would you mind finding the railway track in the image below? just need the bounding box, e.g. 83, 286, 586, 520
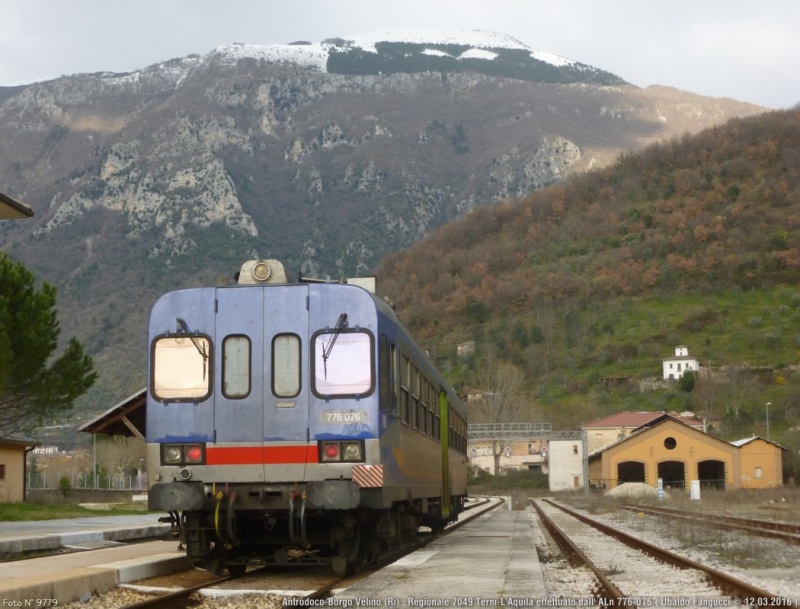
533, 498, 786, 603
622, 503, 800, 544
117, 498, 501, 609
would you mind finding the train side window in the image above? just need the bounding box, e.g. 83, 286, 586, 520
420, 378, 428, 435
434, 390, 441, 441
222, 335, 251, 399
428, 384, 435, 437
152, 335, 212, 401
379, 334, 390, 410
411, 364, 419, 430
400, 351, 410, 424
390, 342, 398, 414
312, 330, 373, 397
273, 333, 301, 398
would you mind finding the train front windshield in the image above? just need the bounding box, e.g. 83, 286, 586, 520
313, 331, 372, 396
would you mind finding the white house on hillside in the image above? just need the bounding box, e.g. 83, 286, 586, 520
662, 346, 699, 380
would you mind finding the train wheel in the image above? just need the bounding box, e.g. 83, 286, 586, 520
203, 544, 227, 576
226, 564, 247, 578
332, 523, 363, 575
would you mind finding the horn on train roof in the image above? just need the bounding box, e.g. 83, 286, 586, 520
237, 259, 289, 285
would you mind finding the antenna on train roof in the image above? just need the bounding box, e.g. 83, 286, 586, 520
298, 273, 378, 294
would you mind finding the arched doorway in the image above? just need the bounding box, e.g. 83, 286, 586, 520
617, 461, 645, 484
698, 460, 726, 490
658, 461, 685, 490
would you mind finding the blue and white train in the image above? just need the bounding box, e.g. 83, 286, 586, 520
146, 260, 468, 575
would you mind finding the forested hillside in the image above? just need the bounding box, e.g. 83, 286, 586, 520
377, 108, 800, 477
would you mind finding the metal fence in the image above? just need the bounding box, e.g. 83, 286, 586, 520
27, 471, 147, 490
468, 422, 583, 442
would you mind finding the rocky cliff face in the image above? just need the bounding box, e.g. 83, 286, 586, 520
0, 43, 768, 402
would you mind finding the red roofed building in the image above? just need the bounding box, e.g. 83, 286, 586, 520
583, 411, 705, 453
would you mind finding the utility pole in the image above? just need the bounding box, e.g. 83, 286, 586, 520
766, 402, 771, 441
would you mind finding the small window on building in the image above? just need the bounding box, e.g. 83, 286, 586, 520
664, 437, 677, 450
273, 334, 301, 397
573, 445, 578, 455
573, 476, 580, 487
0, 464, 5, 480
755, 467, 763, 479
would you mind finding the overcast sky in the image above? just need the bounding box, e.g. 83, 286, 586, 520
1, 0, 797, 109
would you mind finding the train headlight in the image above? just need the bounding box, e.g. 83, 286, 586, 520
164, 445, 182, 464
342, 442, 362, 461
252, 261, 273, 282
322, 442, 340, 462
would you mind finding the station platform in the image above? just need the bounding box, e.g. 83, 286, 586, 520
0, 539, 190, 605
0, 514, 183, 605
337, 508, 546, 604
0, 513, 170, 555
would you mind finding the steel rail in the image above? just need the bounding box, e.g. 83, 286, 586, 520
120, 573, 231, 609
622, 503, 800, 543
544, 498, 779, 601
530, 499, 625, 603
119, 499, 503, 609
303, 497, 503, 602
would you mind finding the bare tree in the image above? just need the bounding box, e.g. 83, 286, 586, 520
472, 360, 528, 475
95, 436, 146, 487
691, 373, 721, 420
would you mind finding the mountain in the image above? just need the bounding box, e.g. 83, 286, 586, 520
375, 108, 800, 462
0, 28, 768, 413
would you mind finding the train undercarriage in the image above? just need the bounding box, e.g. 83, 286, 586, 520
173, 496, 463, 576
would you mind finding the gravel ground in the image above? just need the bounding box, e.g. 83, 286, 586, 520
527, 510, 599, 598
532, 500, 725, 603
62, 496, 800, 607
560, 500, 800, 600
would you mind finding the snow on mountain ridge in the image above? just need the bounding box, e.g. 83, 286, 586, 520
92, 29, 586, 87
341, 27, 579, 69
342, 27, 529, 53
211, 43, 330, 71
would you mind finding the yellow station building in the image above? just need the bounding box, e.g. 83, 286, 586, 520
587, 413, 786, 491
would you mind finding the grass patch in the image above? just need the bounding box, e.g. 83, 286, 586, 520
0, 502, 147, 522
469, 469, 549, 492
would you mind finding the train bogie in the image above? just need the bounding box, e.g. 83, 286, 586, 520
146, 260, 467, 574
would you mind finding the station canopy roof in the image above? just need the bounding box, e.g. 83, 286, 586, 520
78, 389, 146, 438
0, 191, 34, 219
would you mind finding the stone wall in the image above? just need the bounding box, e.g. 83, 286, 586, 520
26, 488, 142, 504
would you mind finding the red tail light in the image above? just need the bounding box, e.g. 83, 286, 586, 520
186, 446, 203, 463
323, 444, 340, 461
